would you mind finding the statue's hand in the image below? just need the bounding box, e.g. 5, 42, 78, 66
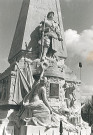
23, 100, 29, 106
58, 37, 63, 41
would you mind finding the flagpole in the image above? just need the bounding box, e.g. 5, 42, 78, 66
79, 62, 82, 81
80, 67, 81, 80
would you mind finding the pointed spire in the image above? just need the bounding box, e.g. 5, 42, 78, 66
8, 0, 30, 63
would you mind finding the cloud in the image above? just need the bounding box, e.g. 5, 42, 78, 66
65, 29, 80, 46
80, 84, 93, 102
64, 27, 93, 61
80, 84, 93, 96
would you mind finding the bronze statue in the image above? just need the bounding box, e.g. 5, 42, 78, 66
38, 11, 63, 60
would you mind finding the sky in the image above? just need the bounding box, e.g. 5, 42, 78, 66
0, 0, 93, 90
60, 0, 93, 85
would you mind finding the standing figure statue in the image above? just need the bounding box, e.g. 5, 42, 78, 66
64, 82, 76, 109
38, 11, 63, 60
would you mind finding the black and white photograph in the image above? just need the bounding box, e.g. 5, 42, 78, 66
0, 0, 93, 134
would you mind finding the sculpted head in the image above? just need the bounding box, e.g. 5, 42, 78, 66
47, 11, 54, 20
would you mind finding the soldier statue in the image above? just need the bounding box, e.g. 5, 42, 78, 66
38, 11, 63, 60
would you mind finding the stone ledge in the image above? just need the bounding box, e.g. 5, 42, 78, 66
19, 125, 79, 135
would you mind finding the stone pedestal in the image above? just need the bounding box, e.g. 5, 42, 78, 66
19, 126, 59, 135
19, 125, 80, 135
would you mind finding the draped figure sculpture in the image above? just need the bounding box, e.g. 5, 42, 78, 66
20, 77, 52, 126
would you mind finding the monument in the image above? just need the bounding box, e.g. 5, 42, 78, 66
0, 0, 83, 135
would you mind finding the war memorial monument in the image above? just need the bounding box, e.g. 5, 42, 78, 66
0, 0, 90, 135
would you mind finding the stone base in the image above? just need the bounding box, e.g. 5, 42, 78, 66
19, 125, 79, 135
0, 125, 91, 135
19, 126, 59, 135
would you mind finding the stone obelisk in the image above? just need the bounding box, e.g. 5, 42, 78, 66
8, 0, 67, 64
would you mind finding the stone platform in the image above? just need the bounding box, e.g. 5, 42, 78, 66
0, 125, 91, 135
19, 125, 78, 135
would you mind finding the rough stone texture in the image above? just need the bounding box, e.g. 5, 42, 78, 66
8, 0, 67, 63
